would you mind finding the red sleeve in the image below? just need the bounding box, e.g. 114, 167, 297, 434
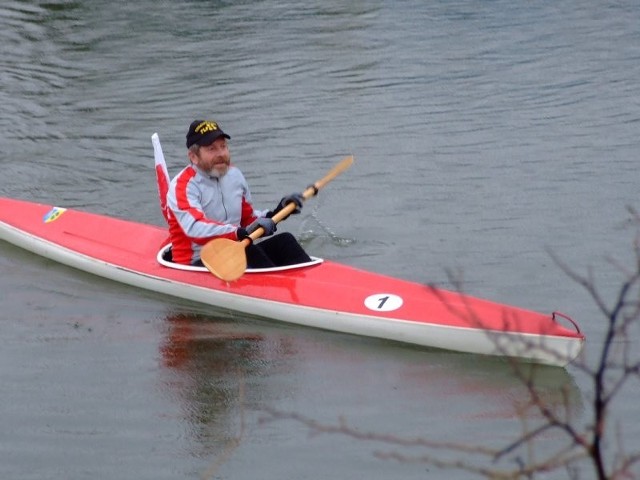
240, 195, 258, 227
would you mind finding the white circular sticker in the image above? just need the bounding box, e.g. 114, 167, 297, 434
364, 293, 403, 312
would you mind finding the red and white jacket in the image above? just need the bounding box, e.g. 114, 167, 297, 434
166, 164, 267, 265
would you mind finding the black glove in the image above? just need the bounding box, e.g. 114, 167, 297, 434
268, 193, 304, 220
236, 227, 252, 243
247, 217, 277, 237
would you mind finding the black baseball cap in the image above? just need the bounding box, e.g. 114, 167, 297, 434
186, 120, 230, 148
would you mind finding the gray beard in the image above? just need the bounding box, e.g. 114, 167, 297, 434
208, 167, 227, 179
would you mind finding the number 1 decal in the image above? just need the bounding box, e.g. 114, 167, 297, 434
377, 296, 390, 309
364, 293, 403, 312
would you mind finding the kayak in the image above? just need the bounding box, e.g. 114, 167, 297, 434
0, 196, 584, 367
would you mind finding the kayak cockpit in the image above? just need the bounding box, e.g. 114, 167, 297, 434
156, 243, 323, 274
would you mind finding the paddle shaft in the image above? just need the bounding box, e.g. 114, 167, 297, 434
247, 155, 354, 241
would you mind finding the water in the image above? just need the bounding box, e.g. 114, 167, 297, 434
1, 1, 639, 478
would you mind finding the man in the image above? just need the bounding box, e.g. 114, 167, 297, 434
166, 119, 311, 268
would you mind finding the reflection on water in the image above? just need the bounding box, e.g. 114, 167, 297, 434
158, 311, 583, 468
159, 312, 293, 452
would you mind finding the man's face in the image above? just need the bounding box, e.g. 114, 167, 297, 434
189, 137, 230, 177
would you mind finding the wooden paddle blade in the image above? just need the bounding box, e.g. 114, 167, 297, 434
201, 238, 249, 282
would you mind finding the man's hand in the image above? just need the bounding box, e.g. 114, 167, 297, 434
269, 193, 304, 220
247, 217, 277, 237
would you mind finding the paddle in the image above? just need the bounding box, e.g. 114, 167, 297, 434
201, 155, 354, 281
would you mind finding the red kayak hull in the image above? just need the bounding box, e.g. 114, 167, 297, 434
0, 197, 584, 366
